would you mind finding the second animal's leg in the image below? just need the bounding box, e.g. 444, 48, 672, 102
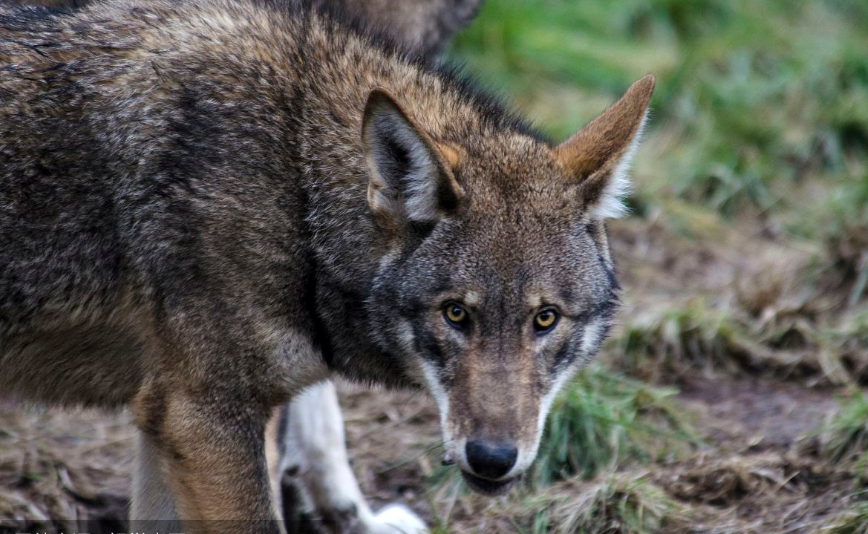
275, 381, 428, 534
130, 429, 184, 533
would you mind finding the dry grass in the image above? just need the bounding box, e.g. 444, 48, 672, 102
529, 472, 689, 534
423, 471, 690, 534
423, 451, 858, 534
654, 452, 856, 533
826, 499, 868, 534
804, 390, 868, 466
0, 404, 132, 532
604, 221, 868, 387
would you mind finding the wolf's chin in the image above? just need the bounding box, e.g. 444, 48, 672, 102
460, 471, 519, 496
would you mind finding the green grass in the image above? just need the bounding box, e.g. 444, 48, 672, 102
811, 175, 868, 305
811, 390, 868, 464
828, 494, 868, 534
532, 364, 695, 487
427, 470, 689, 534
607, 300, 756, 380
448, 0, 868, 219
606, 295, 868, 385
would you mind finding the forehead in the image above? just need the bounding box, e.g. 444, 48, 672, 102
410, 135, 611, 308
424, 211, 609, 313
458, 137, 569, 207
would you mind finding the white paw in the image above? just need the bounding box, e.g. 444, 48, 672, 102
365, 504, 428, 534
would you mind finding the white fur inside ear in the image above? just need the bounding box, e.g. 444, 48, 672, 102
366, 110, 442, 223
399, 125, 441, 222
590, 110, 649, 220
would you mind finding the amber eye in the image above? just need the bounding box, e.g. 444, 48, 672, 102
534, 309, 558, 333
443, 303, 469, 328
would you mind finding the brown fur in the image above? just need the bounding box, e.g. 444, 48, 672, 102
0, 0, 653, 529
555, 75, 654, 209
307, 0, 482, 57
2, 0, 483, 57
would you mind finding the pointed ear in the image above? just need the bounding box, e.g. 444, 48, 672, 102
362, 89, 463, 230
554, 75, 655, 219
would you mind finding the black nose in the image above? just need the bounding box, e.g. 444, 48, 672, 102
465, 440, 518, 480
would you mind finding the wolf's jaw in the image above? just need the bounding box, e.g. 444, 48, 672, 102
460, 471, 519, 496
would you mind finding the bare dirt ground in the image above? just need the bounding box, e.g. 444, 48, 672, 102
0, 370, 851, 533
0, 219, 862, 533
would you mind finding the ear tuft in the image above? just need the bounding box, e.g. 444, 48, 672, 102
554, 75, 655, 219
362, 90, 462, 229
591, 108, 648, 219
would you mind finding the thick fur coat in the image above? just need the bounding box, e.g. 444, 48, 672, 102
0, 0, 653, 529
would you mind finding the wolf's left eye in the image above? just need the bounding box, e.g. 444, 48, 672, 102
534, 310, 558, 333
443, 302, 470, 329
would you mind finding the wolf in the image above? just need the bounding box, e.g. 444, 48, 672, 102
265, 2, 482, 532
306, 0, 483, 57
0, 0, 654, 532
1, 0, 482, 58
0, 0, 479, 531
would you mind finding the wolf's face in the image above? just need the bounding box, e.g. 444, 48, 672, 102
363, 76, 654, 495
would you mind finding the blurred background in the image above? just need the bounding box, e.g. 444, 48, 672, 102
2, 0, 867, 533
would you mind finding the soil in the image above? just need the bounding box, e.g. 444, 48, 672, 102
0, 375, 852, 534
678, 376, 838, 451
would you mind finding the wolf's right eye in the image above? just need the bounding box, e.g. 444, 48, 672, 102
443, 303, 469, 329
533, 309, 559, 334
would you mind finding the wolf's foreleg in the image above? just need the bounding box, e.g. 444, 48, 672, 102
277, 381, 428, 534
132, 383, 284, 534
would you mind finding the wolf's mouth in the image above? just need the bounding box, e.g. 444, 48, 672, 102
460, 471, 519, 496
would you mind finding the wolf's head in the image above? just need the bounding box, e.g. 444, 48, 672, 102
362, 76, 654, 495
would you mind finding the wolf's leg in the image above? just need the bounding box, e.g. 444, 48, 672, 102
132, 383, 284, 534
130, 429, 184, 532
277, 381, 428, 534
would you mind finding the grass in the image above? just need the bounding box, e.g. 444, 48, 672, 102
812, 176, 868, 306
607, 299, 757, 380
532, 364, 695, 486
606, 296, 830, 383
450, 0, 868, 220
524, 473, 689, 534
829, 497, 868, 534
605, 293, 868, 385
428, 470, 690, 534
810, 390, 868, 464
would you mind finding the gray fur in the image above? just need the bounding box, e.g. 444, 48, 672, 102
0, 0, 648, 528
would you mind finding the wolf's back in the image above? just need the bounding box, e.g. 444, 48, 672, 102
0, 0, 493, 344
0, 0, 308, 336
